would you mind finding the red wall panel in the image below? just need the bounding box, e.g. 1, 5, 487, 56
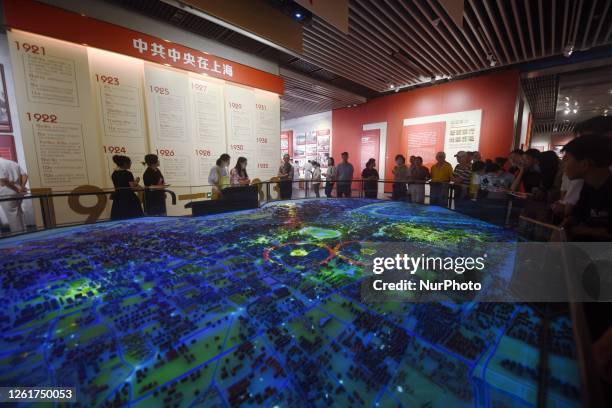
332, 69, 520, 181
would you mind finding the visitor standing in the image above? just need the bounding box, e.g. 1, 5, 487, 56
392, 154, 410, 200
361, 158, 379, 198
230, 157, 250, 186
429, 151, 453, 206
208, 153, 231, 199
409, 156, 430, 204
511, 149, 542, 194
0, 156, 27, 233
325, 157, 336, 198
278, 154, 293, 200
452, 151, 472, 200
142, 154, 167, 216
111, 155, 143, 220
336, 152, 354, 198
311, 161, 321, 198
304, 160, 313, 181
292, 160, 301, 198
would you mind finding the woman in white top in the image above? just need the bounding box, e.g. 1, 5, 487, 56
208, 153, 230, 199
311, 161, 322, 198
324, 157, 336, 198
0, 157, 27, 233
292, 160, 301, 198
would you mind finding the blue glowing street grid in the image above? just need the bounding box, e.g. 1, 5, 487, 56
0, 199, 580, 407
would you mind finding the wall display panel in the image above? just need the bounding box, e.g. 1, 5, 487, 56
402, 122, 446, 168
280, 130, 292, 158
188, 74, 227, 185
88, 48, 148, 186
254, 91, 280, 180
359, 129, 380, 171
291, 128, 331, 173
143, 63, 193, 186
8, 30, 104, 191
225, 84, 256, 170
403, 109, 481, 167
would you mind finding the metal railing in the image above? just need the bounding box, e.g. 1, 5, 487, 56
1, 178, 534, 237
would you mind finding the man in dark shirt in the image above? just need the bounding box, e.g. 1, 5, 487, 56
278, 154, 294, 199
511, 148, 542, 194
336, 152, 354, 198
563, 134, 612, 396
563, 134, 612, 241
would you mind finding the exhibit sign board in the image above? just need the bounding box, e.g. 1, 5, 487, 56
280, 130, 292, 159
403, 110, 482, 166
188, 74, 227, 185
359, 129, 380, 171
88, 48, 148, 187
254, 91, 281, 181
5, 3, 282, 225
402, 122, 446, 168
8, 30, 103, 191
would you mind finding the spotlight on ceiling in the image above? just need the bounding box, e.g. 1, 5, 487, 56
389, 84, 395, 89
486, 54, 498, 67
563, 43, 574, 57
572, 109, 578, 114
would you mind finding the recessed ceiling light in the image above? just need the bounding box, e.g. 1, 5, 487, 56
572, 109, 577, 113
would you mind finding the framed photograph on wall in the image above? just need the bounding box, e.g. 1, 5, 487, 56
0, 134, 17, 161
0, 65, 12, 133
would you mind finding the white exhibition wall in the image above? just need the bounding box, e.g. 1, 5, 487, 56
7, 30, 281, 221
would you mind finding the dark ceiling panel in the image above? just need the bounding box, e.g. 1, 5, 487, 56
103, 0, 612, 120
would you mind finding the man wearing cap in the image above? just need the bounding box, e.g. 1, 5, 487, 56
452, 151, 473, 185
452, 151, 473, 201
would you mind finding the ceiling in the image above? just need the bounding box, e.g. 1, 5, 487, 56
522, 58, 612, 137
556, 65, 612, 122
106, 0, 612, 120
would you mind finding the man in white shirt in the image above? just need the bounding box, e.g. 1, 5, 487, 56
303, 160, 313, 180
0, 157, 27, 233
292, 160, 301, 197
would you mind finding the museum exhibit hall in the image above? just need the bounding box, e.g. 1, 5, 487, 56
1, 0, 612, 406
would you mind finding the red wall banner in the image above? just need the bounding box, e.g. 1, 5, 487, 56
3, 0, 284, 94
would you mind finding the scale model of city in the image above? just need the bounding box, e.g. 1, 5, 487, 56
0, 199, 580, 407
